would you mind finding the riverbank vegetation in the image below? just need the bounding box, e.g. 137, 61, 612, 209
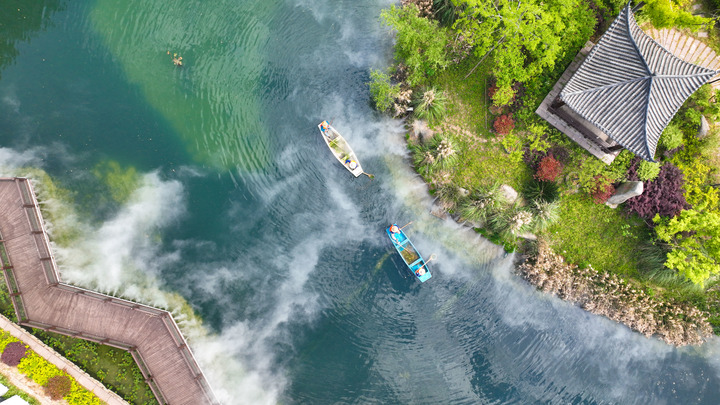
372, 0, 720, 345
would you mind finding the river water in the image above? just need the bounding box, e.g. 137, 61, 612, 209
1, 1, 720, 404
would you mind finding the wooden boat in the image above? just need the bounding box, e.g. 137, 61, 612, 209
386, 224, 432, 282
318, 120, 364, 177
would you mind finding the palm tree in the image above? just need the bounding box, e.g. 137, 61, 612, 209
413, 88, 448, 122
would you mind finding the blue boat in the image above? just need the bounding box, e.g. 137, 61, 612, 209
386, 224, 432, 282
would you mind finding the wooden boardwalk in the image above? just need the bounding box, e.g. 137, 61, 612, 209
0, 178, 219, 405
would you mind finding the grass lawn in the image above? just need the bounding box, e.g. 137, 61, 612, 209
429, 56, 532, 191
32, 333, 158, 405
545, 192, 650, 278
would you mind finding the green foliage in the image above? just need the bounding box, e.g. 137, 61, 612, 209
433, 0, 462, 25
575, 151, 632, 193
0, 330, 19, 353
411, 134, 459, 176
690, 85, 720, 122
677, 84, 720, 126
368, 69, 400, 113
381, 5, 453, 86
524, 178, 559, 203
412, 88, 448, 122
66, 380, 103, 405
677, 160, 719, 212
655, 210, 720, 286
31, 330, 158, 405
488, 205, 534, 241
637, 160, 661, 181
640, 0, 713, 31
459, 183, 506, 224
411, 144, 437, 177
659, 123, 685, 151
17, 351, 62, 386
491, 84, 515, 106
451, 0, 595, 89
526, 123, 552, 153
530, 199, 561, 232
500, 131, 524, 164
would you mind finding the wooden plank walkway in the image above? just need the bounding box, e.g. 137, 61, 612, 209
0, 178, 219, 405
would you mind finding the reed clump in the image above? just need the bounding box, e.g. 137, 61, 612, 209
518, 241, 713, 346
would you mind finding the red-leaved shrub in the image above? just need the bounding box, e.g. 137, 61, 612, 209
44, 375, 72, 400
1, 341, 27, 366
624, 161, 688, 222
493, 114, 515, 134
535, 155, 563, 182
488, 83, 498, 100
589, 176, 615, 204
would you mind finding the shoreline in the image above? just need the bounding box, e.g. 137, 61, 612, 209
406, 121, 714, 347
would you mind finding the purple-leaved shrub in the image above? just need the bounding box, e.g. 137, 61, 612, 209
1, 341, 27, 366
625, 160, 688, 222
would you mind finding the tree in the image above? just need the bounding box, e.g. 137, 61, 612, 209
381, 4, 453, 86
654, 210, 720, 285
451, 0, 595, 96
641, 0, 712, 31
368, 69, 400, 112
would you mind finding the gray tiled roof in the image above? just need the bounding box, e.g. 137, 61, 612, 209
560, 3, 716, 161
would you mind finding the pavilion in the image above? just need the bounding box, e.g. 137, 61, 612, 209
537, 3, 717, 163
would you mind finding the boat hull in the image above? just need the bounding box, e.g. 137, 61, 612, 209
318, 122, 364, 177
386, 224, 432, 282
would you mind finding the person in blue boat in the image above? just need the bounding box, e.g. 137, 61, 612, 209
389, 224, 400, 241
415, 266, 426, 277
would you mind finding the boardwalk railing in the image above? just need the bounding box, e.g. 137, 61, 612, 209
0, 178, 220, 405
15, 180, 61, 286
0, 231, 28, 323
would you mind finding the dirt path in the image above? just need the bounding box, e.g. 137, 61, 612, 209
0, 360, 65, 405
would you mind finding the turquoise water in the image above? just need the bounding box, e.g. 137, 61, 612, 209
2, 1, 720, 404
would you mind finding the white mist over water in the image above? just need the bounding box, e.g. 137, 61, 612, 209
54, 172, 185, 297
3, 0, 720, 403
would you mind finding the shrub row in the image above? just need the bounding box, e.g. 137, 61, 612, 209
0, 331, 102, 404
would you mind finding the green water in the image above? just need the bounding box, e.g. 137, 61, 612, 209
2, 1, 720, 405
90, 0, 272, 170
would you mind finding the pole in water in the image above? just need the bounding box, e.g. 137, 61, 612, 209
399, 221, 413, 230
416, 254, 437, 271
362, 172, 375, 179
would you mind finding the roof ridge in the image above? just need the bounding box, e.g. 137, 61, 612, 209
624, 3, 652, 76
562, 75, 648, 97
642, 76, 655, 161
